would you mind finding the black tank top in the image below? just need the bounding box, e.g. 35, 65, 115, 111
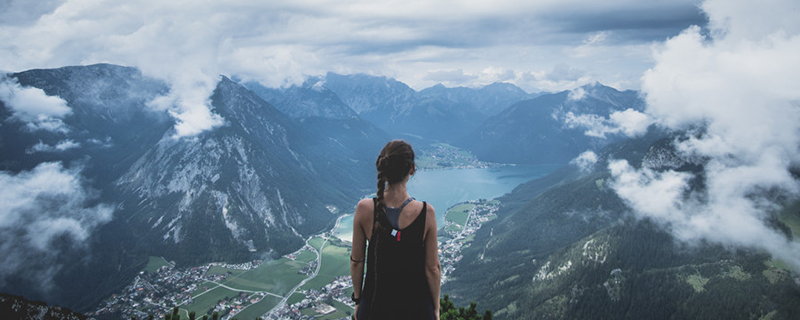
357, 198, 434, 320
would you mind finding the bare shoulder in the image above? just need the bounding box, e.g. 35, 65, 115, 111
356, 198, 374, 210
354, 198, 374, 220
424, 202, 436, 215
423, 202, 437, 224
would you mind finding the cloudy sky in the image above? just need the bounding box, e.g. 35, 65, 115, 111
0, 0, 706, 93
2, 0, 799, 274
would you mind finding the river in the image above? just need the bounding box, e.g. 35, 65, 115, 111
333, 164, 562, 241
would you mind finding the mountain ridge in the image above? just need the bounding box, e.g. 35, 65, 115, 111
0, 64, 382, 311
458, 83, 645, 164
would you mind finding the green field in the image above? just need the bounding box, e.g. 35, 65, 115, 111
191, 282, 220, 298
184, 286, 239, 315
140, 237, 356, 319
301, 239, 351, 291
221, 258, 311, 295
287, 292, 306, 305
308, 237, 325, 250
207, 265, 246, 277
234, 295, 282, 320
295, 249, 317, 263
144, 256, 172, 273
178, 253, 313, 318
446, 203, 473, 227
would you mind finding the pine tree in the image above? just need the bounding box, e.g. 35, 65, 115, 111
440, 295, 492, 320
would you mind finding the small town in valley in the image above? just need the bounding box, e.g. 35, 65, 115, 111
438, 200, 500, 282
89, 199, 499, 320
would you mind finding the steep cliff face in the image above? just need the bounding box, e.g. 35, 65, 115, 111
115, 77, 352, 263
0, 64, 378, 311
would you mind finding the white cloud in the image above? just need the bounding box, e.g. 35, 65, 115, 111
611, 0, 800, 271
609, 160, 693, 221
564, 112, 605, 137
0, 0, 704, 103
568, 87, 586, 101
609, 108, 651, 137
564, 108, 651, 138
0, 162, 113, 292
0, 76, 71, 133
518, 64, 595, 93
571, 150, 598, 172
27, 140, 80, 153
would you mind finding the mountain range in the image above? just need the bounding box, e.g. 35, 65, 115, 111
273, 72, 538, 144
0, 64, 388, 310
458, 83, 645, 164
4, 63, 793, 319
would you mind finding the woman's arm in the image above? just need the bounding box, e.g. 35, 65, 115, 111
424, 203, 441, 319
350, 199, 372, 314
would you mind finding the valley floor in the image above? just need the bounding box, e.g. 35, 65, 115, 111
90, 199, 500, 320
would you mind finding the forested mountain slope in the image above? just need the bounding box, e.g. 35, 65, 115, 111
444, 131, 800, 319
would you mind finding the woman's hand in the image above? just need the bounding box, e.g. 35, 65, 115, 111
353, 304, 359, 320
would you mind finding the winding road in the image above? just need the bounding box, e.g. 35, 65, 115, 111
262, 236, 327, 318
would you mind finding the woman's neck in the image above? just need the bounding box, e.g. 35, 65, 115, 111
383, 182, 409, 206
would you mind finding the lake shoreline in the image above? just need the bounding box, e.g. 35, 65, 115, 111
333, 164, 562, 242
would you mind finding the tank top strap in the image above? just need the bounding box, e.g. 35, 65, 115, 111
385, 197, 414, 229
388, 197, 415, 211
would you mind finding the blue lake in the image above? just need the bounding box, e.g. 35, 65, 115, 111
333, 164, 562, 240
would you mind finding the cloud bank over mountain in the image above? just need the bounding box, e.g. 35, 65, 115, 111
0, 0, 705, 137
0, 162, 113, 293
609, 0, 800, 270
0, 77, 71, 133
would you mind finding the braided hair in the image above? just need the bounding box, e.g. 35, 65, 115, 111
367, 140, 415, 316
375, 139, 416, 224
